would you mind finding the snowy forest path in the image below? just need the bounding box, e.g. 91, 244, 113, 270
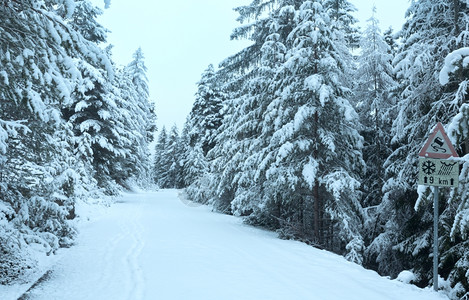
17, 190, 447, 300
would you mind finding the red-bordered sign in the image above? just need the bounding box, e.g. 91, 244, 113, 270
419, 122, 459, 159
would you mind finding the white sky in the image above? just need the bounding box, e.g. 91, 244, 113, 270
92, 0, 409, 131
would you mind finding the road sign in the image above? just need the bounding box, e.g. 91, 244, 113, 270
418, 123, 460, 292
418, 158, 459, 187
419, 122, 459, 159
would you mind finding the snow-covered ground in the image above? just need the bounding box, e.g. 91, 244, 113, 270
3, 190, 448, 300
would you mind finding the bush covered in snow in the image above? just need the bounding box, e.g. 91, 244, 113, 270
0, 223, 36, 285
396, 270, 417, 284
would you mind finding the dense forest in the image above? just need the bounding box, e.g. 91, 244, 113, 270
0, 0, 155, 284
153, 0, 469, 298
2, 0, 469, 299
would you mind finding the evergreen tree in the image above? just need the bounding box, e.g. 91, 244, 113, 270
383, 27, 398, 56
257, 0, 365, 262
154, 126, 168, 187
169, 125, 184, 188
68, 0, 108, 44
189, 64, 224, 155
354, 8, 396, 208
183, 144, 208, 187
180, 118, 206, 187
57, 0, 133, 194
324, 0, 360, 50
67, 57, 128, 194
200, 0, 302, 212
226, 3, 297, 220
352, 7, 397, 271
159, 125, 183, 188
122, 48, 156, 187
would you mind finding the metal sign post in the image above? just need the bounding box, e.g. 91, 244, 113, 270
433, 186, 439, 291
418, 122, 459, 292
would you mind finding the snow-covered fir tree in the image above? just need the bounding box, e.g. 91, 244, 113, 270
180, 117, 207, 188
68, 0, 108, 44
67, 55, 130, 194
166, 125, 184, 188
154, 125, 184, 189
324, 0, 360, 50
194, 1, 291, 212
188, 64, 224, 156
258, 0, 365, 262
383, 27, 398, 56
153, 126, 168, 187
352, 8, 397, 267
121, 48, 156, 188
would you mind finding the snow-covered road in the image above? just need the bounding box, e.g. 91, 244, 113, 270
17, 190, 447, 300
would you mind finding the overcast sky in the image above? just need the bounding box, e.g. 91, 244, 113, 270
93, 0, 409, 131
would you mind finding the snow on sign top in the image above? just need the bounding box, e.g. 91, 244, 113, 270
419, 122, 459, 158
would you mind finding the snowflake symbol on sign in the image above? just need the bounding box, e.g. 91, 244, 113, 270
422, 160, 436, 175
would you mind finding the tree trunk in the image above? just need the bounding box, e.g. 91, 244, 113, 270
313, 111, 321, 244
454, 0, 460, 35
465, 138, 469, 155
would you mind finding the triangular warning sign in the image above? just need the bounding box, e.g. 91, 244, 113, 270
419, 122, 459, 158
